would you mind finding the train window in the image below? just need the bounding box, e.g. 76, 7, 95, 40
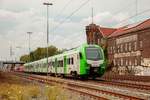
61, 60, 63, 67
86, 47, 102, 60
58, 61, 60, 67
70, 58, 72, 65
79, 52, 82, 59
57, 61, 59, 67
71, 58, 74, 65
58, 60, 63, 67
52, 62, 55, 67
69, 58, 71, 65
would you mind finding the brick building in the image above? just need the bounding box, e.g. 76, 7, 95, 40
86, 23, 116, 48
86, 19, 150, 75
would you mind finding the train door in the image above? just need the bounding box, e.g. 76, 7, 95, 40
54, 58, 57, 74
66, 53, 79, 75
72, 53, 80, 74
48, 58, 52, 73
51, 58, 55, 74
57, 57, 64, 74
64, 56, 67, 75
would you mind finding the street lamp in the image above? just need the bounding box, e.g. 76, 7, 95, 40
43, 2, 53, 76
27, 32, 32, 62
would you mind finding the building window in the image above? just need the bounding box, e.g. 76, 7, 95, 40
111, 46, 113, 54
117, 45, 120, 53
139, 40, 143, 48
113, 59, 116, 66
117, 59, 120, 66
121, 58, 123, 66
113, 46, 116, 53
120, 44, 123, 53
110, 47, 112, 54
134, 41, 137, 51
115, 46, 118, 53
125, 43, 128, 52
125, 59, 128, 66
139, 56, 144, 65
108, 47, 110, 54
135, 58, 137, 66
129, 60, 132, 66
129, 42, 131, 51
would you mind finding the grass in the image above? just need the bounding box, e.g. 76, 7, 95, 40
0, 72, 78, 100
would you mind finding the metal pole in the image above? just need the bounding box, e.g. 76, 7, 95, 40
27, 32, 32, 62
91, 0, 94, 24
46, 4, 49, 76
43, 2, 53, 76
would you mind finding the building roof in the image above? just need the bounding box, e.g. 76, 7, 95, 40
108, 18, 150, 38
98, 27, 117, 37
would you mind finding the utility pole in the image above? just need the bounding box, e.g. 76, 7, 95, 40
27, 32, 32, 62
43, 2, 53, 76
91, 0, 94, 24
136, 0, 138, 22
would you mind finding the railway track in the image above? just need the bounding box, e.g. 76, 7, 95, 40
98, 80, 150, 91
12, 72, 150, 100
102, 74, 150, 82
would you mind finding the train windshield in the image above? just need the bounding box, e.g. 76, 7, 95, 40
86, 47, 102, 60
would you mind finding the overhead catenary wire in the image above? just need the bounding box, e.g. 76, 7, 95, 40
53, 0, 135, 48
55, 0, 73, 21
28, 0, 150, 52
53, 0, 90, 32
115, 8, 150, 26
49, 0, 90, 49
52, 0, 135, 49
31, 0, 84, 50
44, 0, 134, 45
100, 0, 136, 28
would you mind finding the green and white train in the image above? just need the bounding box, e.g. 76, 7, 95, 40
24, 44, 106, 78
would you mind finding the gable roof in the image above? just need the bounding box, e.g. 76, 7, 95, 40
98, 27, 117, 37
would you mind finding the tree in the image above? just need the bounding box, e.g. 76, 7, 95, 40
20, 45, 61, 63
20, 55, 30, 63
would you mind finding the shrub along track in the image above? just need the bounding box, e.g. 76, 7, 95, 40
12, 72, 150, 100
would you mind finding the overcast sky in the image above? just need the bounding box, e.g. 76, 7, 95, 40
0, 0, 150, 61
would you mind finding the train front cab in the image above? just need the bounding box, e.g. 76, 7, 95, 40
80, 45, 105, 78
